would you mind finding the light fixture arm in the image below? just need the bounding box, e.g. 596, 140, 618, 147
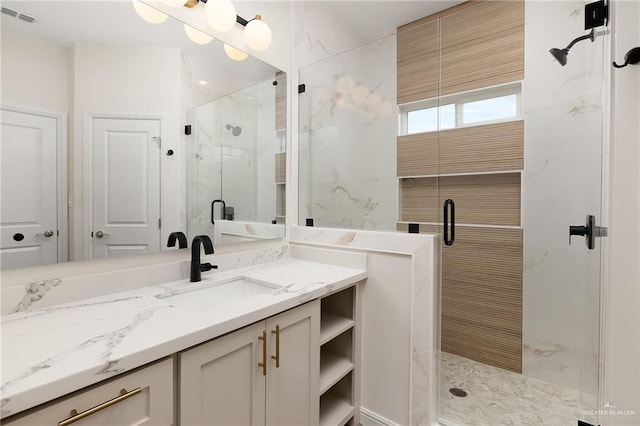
195, 0, 248, 26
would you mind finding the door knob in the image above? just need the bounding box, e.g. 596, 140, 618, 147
569, 215, 607, 250
36, 230, 55, 238
95, 231, 109, 238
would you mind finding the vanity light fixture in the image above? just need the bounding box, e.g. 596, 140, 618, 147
243, 15, 272, 52
184, 24, 213, 44
184, 0, 272, 50
204, 0, 237, 33
223, 43, 249, 61
132, 0, 168, 24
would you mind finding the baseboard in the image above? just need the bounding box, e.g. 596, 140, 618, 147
360, 407, 400, 426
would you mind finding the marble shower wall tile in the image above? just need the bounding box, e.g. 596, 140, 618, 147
298, 34, 398, 231
522, 0, 605, 396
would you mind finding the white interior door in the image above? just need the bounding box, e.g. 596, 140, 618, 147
0, 108, 58, 269
91, 117, 161, 259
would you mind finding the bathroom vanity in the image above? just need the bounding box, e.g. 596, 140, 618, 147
1, 246, 366, 426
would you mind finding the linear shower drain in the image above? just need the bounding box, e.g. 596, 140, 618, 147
449, 387, 468, 397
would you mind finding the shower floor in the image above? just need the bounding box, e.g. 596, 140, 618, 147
439, 352, 597, 426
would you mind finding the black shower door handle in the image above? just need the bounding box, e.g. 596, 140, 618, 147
444, 199, 455, 246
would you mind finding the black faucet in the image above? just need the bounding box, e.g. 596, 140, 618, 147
190, 235, 217, 282
167, 231, 188, 249
211, 199, 226, 224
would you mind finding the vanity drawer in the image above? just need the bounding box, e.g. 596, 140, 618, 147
3, 358, 174, 426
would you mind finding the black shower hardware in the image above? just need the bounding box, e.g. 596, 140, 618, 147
569, 215, 607, 250
613, 47, 640, 69
225, 124, 242, 137
549, 28, 607, 66
167, 231, 188, 249
211, 199, 226, 224
443, 199, 455, 246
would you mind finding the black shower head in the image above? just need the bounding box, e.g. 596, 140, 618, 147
225, 124, 242, 137
550, 29, 597, 67
549, 48, 569, 66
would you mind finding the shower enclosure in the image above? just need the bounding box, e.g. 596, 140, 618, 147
187, 78, 279, 240
298, 1, 607, 424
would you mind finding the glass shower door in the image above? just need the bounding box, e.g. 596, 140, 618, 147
436, 1, 606, 425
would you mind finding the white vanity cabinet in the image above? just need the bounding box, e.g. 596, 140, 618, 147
3, 358, 174, 426
179, 300, 320, 426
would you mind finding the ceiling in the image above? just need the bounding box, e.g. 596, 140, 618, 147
1, 0, 464, 50
316, 1, 465, 42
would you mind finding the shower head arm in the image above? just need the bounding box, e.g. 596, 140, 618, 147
564, 29, 595, 51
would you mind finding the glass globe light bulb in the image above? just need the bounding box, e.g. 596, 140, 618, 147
243, 15, 272, 51
224, 44, 249, 61
132, 0, 168, 24
184, 24, 213, 44
204, 0, 237, 33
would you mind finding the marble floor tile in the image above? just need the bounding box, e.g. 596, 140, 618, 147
439, 352, 597, 426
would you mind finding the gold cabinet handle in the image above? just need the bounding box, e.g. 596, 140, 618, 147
58, 387, 141, 426
258, 330, 267, 376
271, 324, 280, 368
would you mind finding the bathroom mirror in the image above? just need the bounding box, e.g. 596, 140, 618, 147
0, 0, 286, 270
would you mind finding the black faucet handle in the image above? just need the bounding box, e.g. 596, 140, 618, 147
200, 263, 218, 272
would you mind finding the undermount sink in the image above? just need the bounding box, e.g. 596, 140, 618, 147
161, 277, 278, 313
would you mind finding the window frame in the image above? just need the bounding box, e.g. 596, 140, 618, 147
399, 82, 522, 136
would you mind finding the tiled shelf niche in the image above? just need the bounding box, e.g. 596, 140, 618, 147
319, 286, 360, 426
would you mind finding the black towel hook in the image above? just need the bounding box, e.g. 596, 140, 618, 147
613, 47, 640, 69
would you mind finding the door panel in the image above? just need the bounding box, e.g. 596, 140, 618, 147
91, 118, 161, 259
0, 109, 58, 269
266, 300, 320, 426
179, 322, 266, 426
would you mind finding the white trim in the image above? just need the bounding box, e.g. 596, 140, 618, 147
84, 113, 166, 260
397, 221, 522, 230
360, 407, 400, 426
0, 103, 68, 264
398, 169, 522, 179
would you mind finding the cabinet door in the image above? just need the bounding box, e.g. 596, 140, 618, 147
3, 358, 173, 426
179, 322, 266, 426
266, 300, 320, 426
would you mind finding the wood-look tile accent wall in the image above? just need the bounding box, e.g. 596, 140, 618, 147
275, 152, 286, 184
397, 1, 525, 373
397, 0, 524, 102
397, 19, 439, 104
397, 120, 524, 177
401, 173, 521, 226
398, 223, 523, 372
439, 1, 524, 96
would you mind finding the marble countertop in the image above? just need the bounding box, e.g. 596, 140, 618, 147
0, 258, 367, 418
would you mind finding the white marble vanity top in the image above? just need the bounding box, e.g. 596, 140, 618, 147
0, 258, 367, 418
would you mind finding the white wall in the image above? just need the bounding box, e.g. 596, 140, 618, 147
604, 0, 640, 424
70, 44, 182, 260
0, 30, 69, 114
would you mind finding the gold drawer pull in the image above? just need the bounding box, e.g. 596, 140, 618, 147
58, 387, 142, 426
258, 330, 267, 376
271, 324, 280, 368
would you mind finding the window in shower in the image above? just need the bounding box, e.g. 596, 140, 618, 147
400, 82, 521, 135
